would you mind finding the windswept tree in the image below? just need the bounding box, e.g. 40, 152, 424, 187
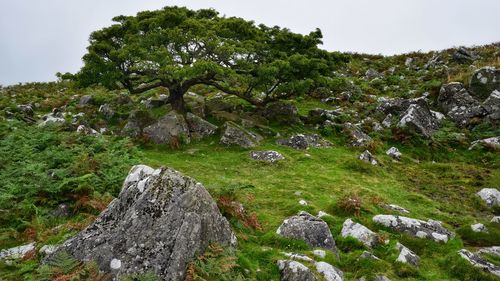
74, 6, 338, 112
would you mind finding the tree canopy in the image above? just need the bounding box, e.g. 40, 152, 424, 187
73, 6, 340, 112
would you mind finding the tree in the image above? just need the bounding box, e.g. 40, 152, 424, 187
74, 6, 337, 113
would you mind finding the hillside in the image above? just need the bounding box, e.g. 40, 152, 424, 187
0, 38, 499, 281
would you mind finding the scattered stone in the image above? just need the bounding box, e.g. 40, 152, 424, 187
424, 54, 443, 69
382, 114, 393, 128
386, 147, 402, 161
458, 249, 500, 277
359, 251, 380, 260
144, 111, 190, 145
398, 104, 439, 137
17, 104, 34, 117
377, 97, 428, 115
476, 188, 500, 207
365, 69, 382, 80
343, 123, 372, 147
471, 223, 488, 233
262, 101, 301, 125
294, 191, 303, 196
469, 136, 500, 150
307, 108, 342, 124
483, 90, 500, 121
282, 252, 314, 262
315, 261, 344, 281
469, 67, 500, 101
99, 104, 115, 119
79, 95, 93, 105
341, 219, 379, 248
0, 243, 36, 262
39, 113, 65, 127
313, 250, 326, 259
373, 215, 455, 243
276, 211, 338, 254
220, 121, 263, 148
277, 260, 316, 281
77, 125, 99, 136
395, 242, 420, 267
143, 98, 166, 109
381, 204, 410, 214
185, 112, 217, 140
277, 134, 331, 149
45, 165, 235, 281
39, 245, 58, 256
358, 150, 378, 165
375, 275, 391, 281
453, 47, 479, 64
317, 211, 329, 218
299, 200, 308, 206
478, 246, 500, 257
250, 150, 285, 162
491, 216, 500, 223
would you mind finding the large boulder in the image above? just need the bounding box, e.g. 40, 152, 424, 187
144, 111, 191, 144
397, 104, 439, 137
277, 260, 317, 281
277, 134, 332, 150
453, 47, 479, 64
46, 165, 235, 281
373, 215, 454, 243
470, 67, 500, 101
262, 101, 301, 125
220, 121, 263, 148
341, 219, 379, 248
476, 188, 500, 207
122, 110, 155, 138
277, 211, 338, 254
377, 97, 428, 115
185, 112, 217, 140
315, 261, 344, 281
438, 82, 487, 126
358, 150, 378, 165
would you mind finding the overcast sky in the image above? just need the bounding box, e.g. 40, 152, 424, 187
0, 0, 499, 86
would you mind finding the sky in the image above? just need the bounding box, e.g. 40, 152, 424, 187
0, 0, 499, 86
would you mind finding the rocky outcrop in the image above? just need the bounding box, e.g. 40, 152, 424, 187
469, 136, 500, 150
358, 150, 378, 165
250, 151, 285, 162
483, 90, 500, 121
277, 260, 316, 281
340, 219, 379, 248
76, 125, 99, 136
396, 242, 420, 267
307, 108, 342, 124
476, 188, 500, 207
184, 92, 206, 117
220, 121, 263, 148
469, 67, 500, 101
397, 104, 439, 137
453, 47, 479, 64
186, 112, 217, 140
144, 111, 191, 144
277, 212, 338, 254
343, 123, 372, 147
373, 215, 454, 243
39, 113, 65, 127
277, 134, 331, 149
45, 165, 235, 281
458, 249, 500, 277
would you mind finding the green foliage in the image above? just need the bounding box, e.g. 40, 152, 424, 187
445, 254, 499, 281
187, 244, 248, 281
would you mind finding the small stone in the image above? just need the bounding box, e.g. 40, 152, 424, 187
317, 211, 329, 218
386, 147, 402, 160
277, 260, 316, 281
396, 242, 420, 267
39, 245, 58, 256
110, 258, 122, 270
341, 219, 379, 248
313, 250, 326, 259
476, 188, 500, 207
250, 151, 285, 162
358, 150, 378, 165
299, 200, 307, 206
491, 216, 500, 223
471, 223, 488, 233
0, 243, 36, 261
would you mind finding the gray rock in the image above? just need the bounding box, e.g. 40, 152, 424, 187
453, 47, 479, 64
49, 203, 71, 218
343, 123, 372, 147
382, 114, 393, 128
122, 110, 155, 138
341, 219, 379, 248
282, 252, 314, 262
77, 125, 99, 136
396, 242, 420, 266
39, 245, 58, 256
365, 69, 382, 80
220, 121, 263, 148
469, 136, 500, 151
458, 249, 500, 277
46, 165, 235, 281
386, 147, 402, 161
185, 92, 206, 117
491, 216, 500, 223
359, 251, 380, 260
277, 260, 316, 281
0, 242, 36, 261
250, 151, 285, 162
478, 246, 500, 257
397, 104, 439, 137
313, 249, 326, 259
315, 261, 344, 281
375, 276, 391, 281
483, 90, 500, 121
262, 101, 301, 125
476, 188, 500, 207
438, 83, 488, 126
277, 211, 338, 254
185, 112, 217, 140
17, 104, 34, 117
373, 215, 455, 243
358, 150, 378, 165
377, 97, 428, 115
381, 204, 410, 214
99, 104, 115, 119
79, 95, 93, 105
144, 111, 191, 144
470, 67, 500, 101
39, 113, 65, 127
424, 54, 443, 69
307, 108, 342, 124
277, 134, 331, 150
471, 223, 488, 233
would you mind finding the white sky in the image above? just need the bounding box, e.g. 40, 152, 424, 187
0, 0, 499, 85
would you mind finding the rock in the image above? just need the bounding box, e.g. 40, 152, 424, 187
341, 219, 379, 248
79, 95, 93, 105
437, 83, 488, 126
99, 104, 115, 119
220, 121, 263, 148
277, 260, 316, 281
299, 200, 308, 206
262, 101, 301, 125
343, 123, 372, 147
373, 215, 455, 243
49, 203, 71, 218
276, 211, 338, 254
317, 211, 329, 218
46, 165, 235, 281
469, 136, 500, 150
453, 47, 479, 64
359, 251, 380, 260
0, 243, 36, 262
478, 246, 500, 257
430, 110, 446, 124
282, 252, 314, 262
424, 54, 443, 69
17, 104, 34, 117
382, 114, 393, 128
39, 113, 65, 127
476, 188, 500, 207
471, 223, 488, 233
365, 69, 382, 80
184, 92, 206, 117
397, 104, 438, 137
77, 125, 99, 136
315, 261, 344, 281
307, 108, 342, 124
375, 276, 391, 281
386, 147, 402, 161
143, 98, 166, 109
491, 216, 500, 223
185, 113, 217, 140
277, 134, 331, 150
458, 249, 500, 277
250, 150, 285, 162
122, 110, 155, 138
377, 97, 427, 115
380, 204, 410, 214
39, 245, 58, 256
483, 90, 500, 121
396, 242, 420, 266
313, 250, 326, 259
144, 111, 191, 144
206, 92, 238, 113
470, 67, 500, 101
358, 150, 378, 165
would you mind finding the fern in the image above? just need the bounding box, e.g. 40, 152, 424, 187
46, 251, 81, 275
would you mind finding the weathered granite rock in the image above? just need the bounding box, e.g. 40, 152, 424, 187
470, 67, 500, 101
453, 47, 479, 64
250, 150, 285, 162
39, 245, 58, 256
185, 112, 217, 140
77, 125, 99, 136
377, 97, 428, 115
491, 216, 500, 223
17, 104, 34, 117
277, 211, 338, 254
386, 147, 402, 161
358, 150, 378, 165
341, 219, 379, 248
483, 90, 500, 121
277, 260, 316, 281
382, 114, 393, 128
396, 242, 420, 266
315, 261, 344, 281
478, 246, 500, 257
0, 243, 36, 262
343, 123, 372, 147
397, 104, 438, 137
471, 223, 488, 233
469, 136, 500, 150
122, 110, 155, 138
282, 252, 314, 262
313, 250, 326, 259
99, 104, 115, 119
381, 204, 410, 214
424, 54, 444, 69
375, 276, 391, 281
45, 165, 235, 281
39, 113, 65, 127
373, 215, 454, 243
220, 121, 262, 148
459, 249, 500, 277
262, 101, 301, 125
365, 69, 382, 80
277, 134, 331, 149
144, 111, 191, 144
437, 83, 488, 126
307, 108, 342, 124
476, 188, 500, 207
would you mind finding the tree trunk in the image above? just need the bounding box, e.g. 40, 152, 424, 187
168, 87, 186, 114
